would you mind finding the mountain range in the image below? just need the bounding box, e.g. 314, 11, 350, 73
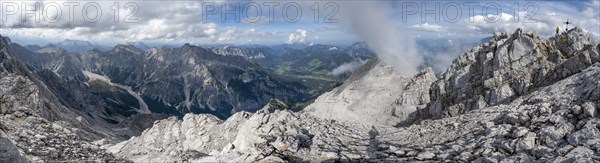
11, 42, 331, 119
110, 27, 600, 162
1, 27, 599, 162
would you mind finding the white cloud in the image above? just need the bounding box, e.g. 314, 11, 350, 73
213, 27, 276, 43
286, 29, 309, 44
464, 12, 520, 33
411, 23, 447, 32
328, 60, 367, 76
578, 0, 600, 40
462, 11, 563, 39
337, 1, 423, 76
216, 27, 239, 43
460, 1, 600, 41
0, 1, 247, 44
2, 1, 597, 46
318, 25, 339, 32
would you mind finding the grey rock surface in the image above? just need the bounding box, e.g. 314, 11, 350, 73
428, 28, 598, 118
0, 130, 28, 163
0, 35, 128, 162
303, 60, 437, 126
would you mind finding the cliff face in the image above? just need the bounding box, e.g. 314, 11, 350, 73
429, 27, 598, 118
0, 35, 126, 162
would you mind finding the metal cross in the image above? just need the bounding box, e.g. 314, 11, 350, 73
564, 19, 570, 30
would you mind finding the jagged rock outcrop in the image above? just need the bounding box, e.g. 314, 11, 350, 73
372, 63, 600, 162
111, 99, 376, 162
108, 110, 251, 162
428, 27, 598, 118
210, 45, 272, 60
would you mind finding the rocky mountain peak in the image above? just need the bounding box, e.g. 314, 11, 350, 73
181, 43, 194, 50
553, 27, 596, 55
61, 39, 93, 46
112, 44, 143, 54
180, 43, 214, 55
125, 42, 151, 51
36, 44, 67, 54
414, 67, 436, 80
0, 35, 28, 76
2, 36, 12, 45
256, 99, 289, 114
428, 27, 598, 118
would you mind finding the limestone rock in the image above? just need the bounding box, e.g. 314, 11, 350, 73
429, 27, 598, 118
303, 60, 437, 126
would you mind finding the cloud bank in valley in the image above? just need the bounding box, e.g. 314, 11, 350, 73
337, 1, 423, 76
328, 60, 368, 76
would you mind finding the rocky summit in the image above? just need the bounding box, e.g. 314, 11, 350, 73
2, 27, 600, 162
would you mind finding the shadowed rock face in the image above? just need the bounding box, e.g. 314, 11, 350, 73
0, 35, 129, 162
11, 42, 313, 119
109, 28, 600, 162
0, 131, 28, 163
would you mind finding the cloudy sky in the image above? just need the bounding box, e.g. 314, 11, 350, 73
1, 0, 598, 46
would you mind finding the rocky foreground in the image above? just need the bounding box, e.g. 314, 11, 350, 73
107, 28, 600, 162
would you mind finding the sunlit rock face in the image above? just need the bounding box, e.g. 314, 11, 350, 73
429, 27, 598, 118
304, 59, 437, 126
